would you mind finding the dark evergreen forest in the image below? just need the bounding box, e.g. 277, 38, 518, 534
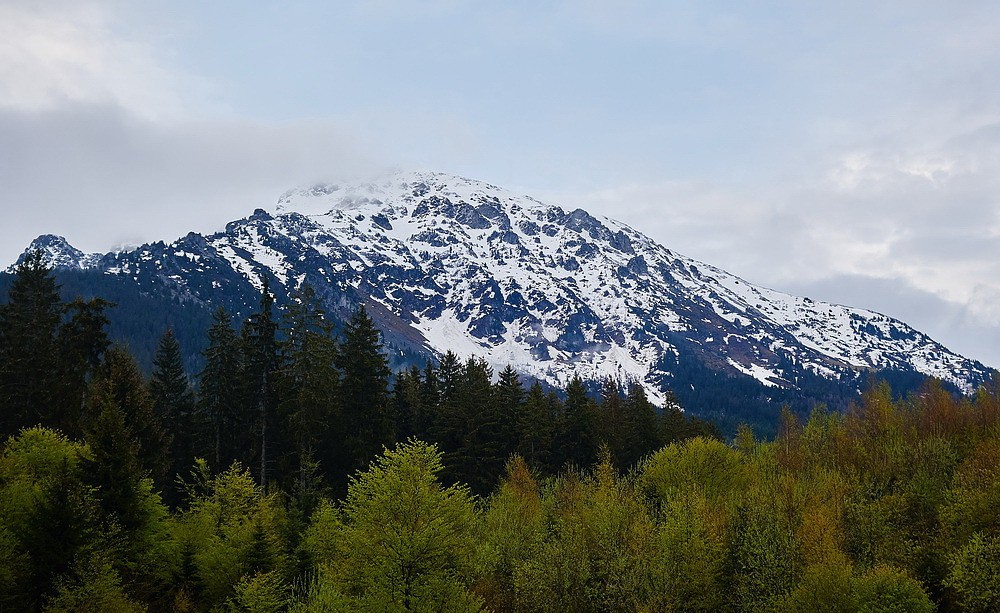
1, 253, 999, 611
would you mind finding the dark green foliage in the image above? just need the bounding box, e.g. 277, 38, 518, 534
89, 346, 171, 489
150, 328, 199, 504
242, 277, 282, 490
515, 381, 556, 471
554, 376, 599, 469
0, 251, 64, 435
55, 297, 112, 434
334, 305, 392, 477
199, 307, 242, 473
23, 458, 104, 608
7, 269, 1000, 612
278, 285, 338, 497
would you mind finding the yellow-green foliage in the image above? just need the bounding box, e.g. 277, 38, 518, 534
0, 427, 87, 530
171, 462, 290, 608
305, 439, 482, 613
946, 532, 1000, 613
43, 557, 146, 613
641, 436, 747, 502
10, 376, 1000, 612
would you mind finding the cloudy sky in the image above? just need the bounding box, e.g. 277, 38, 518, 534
3, 1, 1000, 366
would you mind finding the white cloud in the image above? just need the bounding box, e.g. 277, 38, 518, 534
0, 0, 197, 119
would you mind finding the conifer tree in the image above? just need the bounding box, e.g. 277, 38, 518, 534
453, 357, 502, 492
198, 308, 241, 472
56, 297, 112, 435
623, 382, 661, 466
493, 365, 523, 459
0, 250, 62, 436
419, 361, 440, 433
598, 378, 628, 465
279, 285, 338, 495
242, 277, 281, 490
335, 305, 392, 475
392, 365, 424, 441
89, 346, 170, 490
81, 390, 171, 593
22, 458, 103, 608
516, 381, 555, 471
149, 328, 197, 501
555, 376, 598, 469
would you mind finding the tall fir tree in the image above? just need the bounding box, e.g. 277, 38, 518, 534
597, 377, 628, 466
149, 328, 198, 502
89, 346, 171, 491
392, 365, 424, 441
554, 375, 598, 469
335, 305, 392, 477
622, 382, 662, 465
279, 285, 338, 494
0, 250, 62, 436
198, 308, 242, 473
56, 297, 112, 435
493, 365, 523, 461
516, 381, 555, 471
242, 276, 281, 490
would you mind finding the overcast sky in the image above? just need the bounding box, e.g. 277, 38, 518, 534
3, 1, 1000, 366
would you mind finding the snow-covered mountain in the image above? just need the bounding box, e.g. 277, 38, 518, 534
10, 171, 993, 408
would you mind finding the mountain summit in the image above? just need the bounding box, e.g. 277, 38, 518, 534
11, 171, 993, 419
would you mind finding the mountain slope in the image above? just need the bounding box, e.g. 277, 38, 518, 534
9, 171, 993, 414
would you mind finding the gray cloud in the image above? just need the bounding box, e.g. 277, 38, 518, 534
0, 103, 386, 263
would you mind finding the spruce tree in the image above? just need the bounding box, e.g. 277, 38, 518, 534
493, 365, 523, 460
623, 382, 661, 465
392, 366, 423, 441
516, 381, 555, 471
0, 250, 62, 436
598, 377, 628, 466
149, 328, 197, 501
242, 276, 281, 490
555, 376, 598, 469
89, 346, 170, 490
335, 305, 392, 475
198, 308, 241, 473
56, 297, 112, 435
279, 285, 338, 494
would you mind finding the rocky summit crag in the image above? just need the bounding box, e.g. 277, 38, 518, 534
10, 171, 993, 427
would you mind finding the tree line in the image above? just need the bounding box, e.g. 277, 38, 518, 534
4, 253, 998, 611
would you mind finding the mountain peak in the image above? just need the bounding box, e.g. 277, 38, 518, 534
9, 172, 993, 413
7, 234, 100, 273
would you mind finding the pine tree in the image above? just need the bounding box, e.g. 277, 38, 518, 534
81, 390, 171, 594
89, 346, 170, 490
242, 277, 281, 490
392, 365, 424, 441
598, 378, 628, 466
516, 381, 555, 471
0, 250, 62, 436
555, 376, 598, 469
335, 305, 392, 475
623, 382, 661, 466
429, 351, 462, 452
198, 308, 241, 473
56, 297, 112, 436
149, 328, 197, 502
493, 365, 523, 460
454, 357, 502, 492
23, 458, 103, 608
279, 285, 338, 494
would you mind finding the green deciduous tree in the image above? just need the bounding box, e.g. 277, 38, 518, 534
317, 439, 482, 612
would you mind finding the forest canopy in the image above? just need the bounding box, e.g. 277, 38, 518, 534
2, 254, 999, 611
